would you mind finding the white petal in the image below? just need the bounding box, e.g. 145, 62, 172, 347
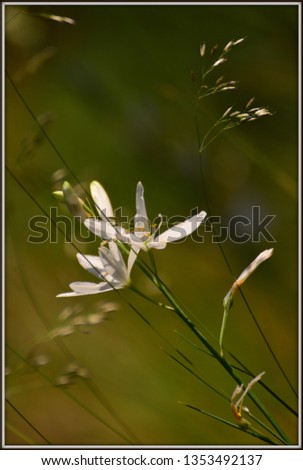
84, 219, 117, 239
235, 249, 274, 286
70, 281, 107, 293
90, 181, 114, 221
76, 253, 105, 278
147, 240, 167, 250
127, 240, 149, 252
135, 181, 150, 232
57, 291, 87, 298
109, 241, 123, 264
234, 372, 265, 409
98, 246, 129, 284
84, 218, 128, 241
154, 211, 206, 244
136, 182, 148, 219
57, 281, 113, 297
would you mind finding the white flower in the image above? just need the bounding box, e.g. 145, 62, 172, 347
220, 249, 274, 356
90, 180, 115, 221
57, 242, 134, 298
84, 180, 127, 240
130, 182, 206, 251
86, 181, 206, 253
224, 248, 274, 304
231, 372, 265, 428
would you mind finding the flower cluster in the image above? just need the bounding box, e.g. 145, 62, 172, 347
57, 181, 206, 297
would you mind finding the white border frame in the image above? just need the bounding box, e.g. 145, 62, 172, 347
1, 1, 301, 451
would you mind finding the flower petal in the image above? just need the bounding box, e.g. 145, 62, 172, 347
136, 182, 148, 219
147, 240, 167, 250
154, 211, 206, 244
90, 181, 114, 221
84, 219, 128, 241
235, 249, 274, 287
84, 219, 117, 239
109, 241, 123, 263
76, 253, 105, 278
57, 281, 113, 297
98, 246, 129, 285
135, 181, 150, 233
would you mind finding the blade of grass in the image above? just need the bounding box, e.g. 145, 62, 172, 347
6, 399, 52, 444
5, 422, 36, 445
162, 348, 229, 401
179, 402, 280, 445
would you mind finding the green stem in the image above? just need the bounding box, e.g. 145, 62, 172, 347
6, 399, 52, 444
6, 422, 36, 445
156, 281, 290, 444
179, 403, 278, 445
119, 242, 291, 443
219, 292, 233, 356
148, 250, 158, 278
247, 411, 287, 445
130, 285, 175, 311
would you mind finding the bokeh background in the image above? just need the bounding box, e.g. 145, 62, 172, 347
5, 4, 298, 445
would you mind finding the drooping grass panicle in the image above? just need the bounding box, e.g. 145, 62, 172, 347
193, 38, 295, 401
200, 37, 245, 82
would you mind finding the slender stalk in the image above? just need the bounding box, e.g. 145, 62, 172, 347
148, 250, 158, 278
121, 242, 293, 441
5, 422, 36, 445
197, 118, 296, 398
246, 411, 287, 445
6, 344, 133, 444
175, 328, 297, 416
7, 223, 137, 444
179, 403, 279, 445
156, 280, 290, 444
130, 285, 175, 311
6, 399, 52, 444
162, 349, 229, 401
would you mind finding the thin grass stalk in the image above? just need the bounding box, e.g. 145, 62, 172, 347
175, 328, 297, 417
118, 241, 295, 431
5, 422, 36, 445
6, 344, 133, 444
5, 41, 296, 445
179, 403, 280, 446
195, 123, 296, 398
7, 221, 138, 444
156, 281, 290, 444
19, 191, 288, 446
6, 399, 52, 444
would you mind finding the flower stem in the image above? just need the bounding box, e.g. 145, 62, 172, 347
130, 285, 175, 311
155, 279, 290, 444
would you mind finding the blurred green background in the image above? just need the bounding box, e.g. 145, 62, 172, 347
5, 4, 298, 445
